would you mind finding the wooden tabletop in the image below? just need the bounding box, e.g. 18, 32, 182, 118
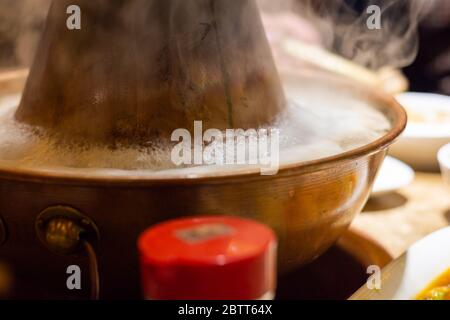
351, 172, 450, 259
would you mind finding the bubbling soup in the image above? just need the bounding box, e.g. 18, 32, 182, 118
0, 80, 390, 176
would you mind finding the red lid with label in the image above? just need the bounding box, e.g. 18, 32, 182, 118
138, 216, 277, 300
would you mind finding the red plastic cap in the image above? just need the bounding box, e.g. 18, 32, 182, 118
138, 216, 277, 300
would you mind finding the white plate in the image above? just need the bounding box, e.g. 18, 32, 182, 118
438, 143, 450, 188
390, 92, 450, 172
350, 226, 450, 300
371, 156, 415, 197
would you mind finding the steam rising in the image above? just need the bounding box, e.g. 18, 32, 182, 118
258, 0, 432, 70
1, 0, 431, 70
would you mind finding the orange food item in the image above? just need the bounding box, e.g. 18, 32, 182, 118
416, 268, 450, 300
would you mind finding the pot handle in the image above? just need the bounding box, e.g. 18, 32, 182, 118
35, 206, 100, 300
82, 240, 100, 300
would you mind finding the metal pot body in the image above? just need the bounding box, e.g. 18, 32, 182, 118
0, 150, 385, 299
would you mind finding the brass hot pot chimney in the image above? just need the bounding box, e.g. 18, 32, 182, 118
15, 0, 286, 143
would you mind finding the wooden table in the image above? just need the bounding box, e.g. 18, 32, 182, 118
351, 172, 450, 259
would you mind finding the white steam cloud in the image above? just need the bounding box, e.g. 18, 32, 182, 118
258, 0, 434, 70
0, 0, 435, 71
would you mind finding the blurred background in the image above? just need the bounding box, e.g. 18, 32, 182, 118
0, 0, 50, 68
1, 0, 449, 95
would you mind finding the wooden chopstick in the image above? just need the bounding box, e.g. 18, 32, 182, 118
283, 39, 408, 94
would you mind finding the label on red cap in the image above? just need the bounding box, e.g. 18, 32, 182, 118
175, 223, 235, 244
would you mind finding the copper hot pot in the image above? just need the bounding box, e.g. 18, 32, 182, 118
0, 71, 406, 299
0, 0, 407, 300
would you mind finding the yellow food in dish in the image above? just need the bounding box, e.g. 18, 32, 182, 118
416, 268, 450, 300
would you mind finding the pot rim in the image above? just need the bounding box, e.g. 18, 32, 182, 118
0, 73, 407, 187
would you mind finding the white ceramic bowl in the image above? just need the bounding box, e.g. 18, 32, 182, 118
438, 143, 450, 188
350, 227, 450, 300
390, 92, 450, 172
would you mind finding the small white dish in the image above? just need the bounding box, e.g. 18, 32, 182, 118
350, 226, 450, 300
390, 92, 450, 172
438, 143, 450, 188
371, 156, 415, 197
